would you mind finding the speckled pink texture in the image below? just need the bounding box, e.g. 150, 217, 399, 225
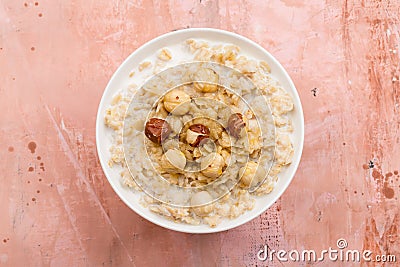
1, 0, 399, 266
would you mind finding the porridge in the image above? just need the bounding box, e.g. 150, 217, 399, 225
104, 39, 294, 227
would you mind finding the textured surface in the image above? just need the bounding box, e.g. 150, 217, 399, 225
1, 0, 399, 266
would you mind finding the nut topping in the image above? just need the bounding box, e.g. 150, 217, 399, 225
200, 152, 225, 178
160, 149, 186, 171
163, 89, 191, 115
238, 161, 266, 188
186, 124, 210, 147
227, 113, 246, 138
144, 118, 171, 144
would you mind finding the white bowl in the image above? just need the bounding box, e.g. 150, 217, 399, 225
96, 28, 304, 233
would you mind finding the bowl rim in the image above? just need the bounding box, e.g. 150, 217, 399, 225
95, 27, 304, 234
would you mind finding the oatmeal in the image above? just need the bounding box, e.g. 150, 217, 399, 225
104, 39, 294, 227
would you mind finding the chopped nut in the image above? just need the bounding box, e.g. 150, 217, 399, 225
201, 152, 224, 178
186, 124, 210, 147
227, 113, 246, 138
144, 118, 171, 144
163, 89, 191, 115
192, 117, 222, 139
160, 149, 186, 172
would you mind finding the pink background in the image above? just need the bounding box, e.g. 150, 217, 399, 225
1, 0, 399, 266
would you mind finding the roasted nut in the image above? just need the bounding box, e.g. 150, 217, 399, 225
163, 89, 191, 115
186, 124, 210, 147
190, 191, 214, 216
201, 152, 224, 178
160, 149, 186, 171
227, 113, 246, 138
193, 68, 219, 93
144, 118, 171, 144
238, 161, 266, 188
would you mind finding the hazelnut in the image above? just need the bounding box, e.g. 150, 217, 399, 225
238, 161, 266, 188
163, 89, 191, 115
201, 152, 225, 178
190, 191, 214, 216
144, 118, 171, 144
160, 149, 186, 172
227, 113, 246, 138
192, 68, 219, 93
186, 124, 210, 147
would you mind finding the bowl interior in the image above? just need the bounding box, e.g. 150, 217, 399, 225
96, 28, 304, 233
